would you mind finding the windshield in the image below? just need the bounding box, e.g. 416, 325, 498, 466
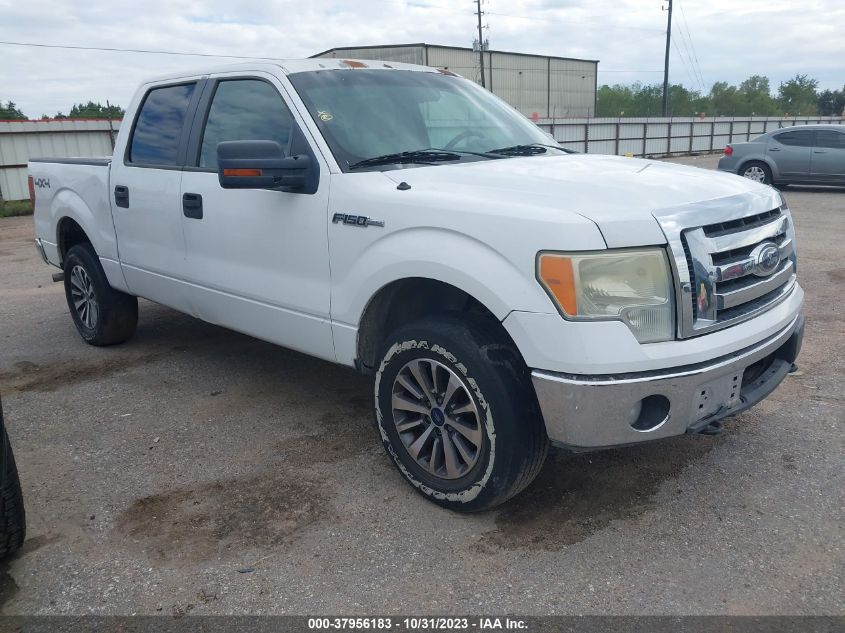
288, 69, 563, 171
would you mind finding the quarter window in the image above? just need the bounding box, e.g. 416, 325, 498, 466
199, 80, 295, 169
129, 83, 196, 165
814, 130, 845, 149
772, 130, 814, 147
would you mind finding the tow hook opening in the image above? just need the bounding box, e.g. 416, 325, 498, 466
629, 394, 671, 432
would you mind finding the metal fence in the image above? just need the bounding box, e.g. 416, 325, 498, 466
537, 115, 845, 157
0, 119, 119, 201
2, 115, 844, 201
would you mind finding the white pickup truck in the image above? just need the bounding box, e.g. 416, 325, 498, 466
29, 59, 804, 511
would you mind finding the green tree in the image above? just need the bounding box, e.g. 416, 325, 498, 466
596, 84, 634, 116
0, 101, 27, 120
708, 82, 747, 116
739, 75, 778, 115
817, 87, 845, 116
67, 101, 125, 119
777, 74, 819, 115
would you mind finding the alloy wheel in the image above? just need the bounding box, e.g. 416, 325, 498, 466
390, 358, 482, 480
69, 265, 99, 329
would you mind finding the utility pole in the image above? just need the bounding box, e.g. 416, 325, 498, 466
476, 0, 486, 88
661, 0, 673, 116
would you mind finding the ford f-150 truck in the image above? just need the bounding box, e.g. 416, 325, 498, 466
29, 59, 804, 511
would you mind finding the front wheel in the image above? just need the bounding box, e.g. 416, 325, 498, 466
63, 244, 138, 346
374, 315, 548, 512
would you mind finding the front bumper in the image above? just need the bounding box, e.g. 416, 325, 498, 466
531, 313, 804, 450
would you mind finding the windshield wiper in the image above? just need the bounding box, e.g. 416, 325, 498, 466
486, 142, 575, 156
348, 150, 463, 170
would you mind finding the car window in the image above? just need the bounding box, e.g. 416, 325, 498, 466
289, 69, 558, 171
129, 83, 196, 165
199, 79, 295, 169
814, 129, 845, 149
772, 130, 814, 147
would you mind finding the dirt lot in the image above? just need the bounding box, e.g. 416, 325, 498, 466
0, 155, 842, 615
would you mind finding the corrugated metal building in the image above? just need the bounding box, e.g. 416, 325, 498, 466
313, 43, 598, 119
0, 119, 119, 201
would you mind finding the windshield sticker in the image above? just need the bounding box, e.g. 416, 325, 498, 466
318, 110, 333, 122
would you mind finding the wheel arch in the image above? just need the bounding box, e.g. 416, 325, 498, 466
56, 216, 92, 263
355, 277, 523, 373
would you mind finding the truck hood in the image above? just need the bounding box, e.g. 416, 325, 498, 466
382, 153, 780, 247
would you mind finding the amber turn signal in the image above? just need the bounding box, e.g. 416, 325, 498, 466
222, 168, 263, 177
537, 254, 577, 316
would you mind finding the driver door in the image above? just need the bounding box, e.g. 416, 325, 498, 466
179, 74, 334, 361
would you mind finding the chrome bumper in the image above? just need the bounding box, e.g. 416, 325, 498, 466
531, 314, 804, 450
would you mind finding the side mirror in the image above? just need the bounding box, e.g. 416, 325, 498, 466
217, 140, 311, 192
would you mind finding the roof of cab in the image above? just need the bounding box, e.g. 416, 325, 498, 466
142, 58, 442, 85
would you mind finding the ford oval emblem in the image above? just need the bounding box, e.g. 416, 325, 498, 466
750, 242, 781, 277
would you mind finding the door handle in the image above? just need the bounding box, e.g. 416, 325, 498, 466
813, 150, 827, 154
182, 193, 203, 220
114, 185, 129, 208
768, 147, 781, 152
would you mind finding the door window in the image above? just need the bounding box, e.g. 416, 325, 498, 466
129, 83, 196, 165
772, 130, 814, 147
199, 79, 295, 169
814, 129, 845, 149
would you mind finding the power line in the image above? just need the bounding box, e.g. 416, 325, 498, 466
0, 40, 661, 73
677, 0, 706, 91
0, 40, 283, 60
671, 38, 697, 93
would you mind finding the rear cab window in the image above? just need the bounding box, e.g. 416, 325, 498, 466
128, 83, 197, 166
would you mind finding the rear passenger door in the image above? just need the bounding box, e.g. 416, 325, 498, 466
767, 129, 814, 179
179, 74, 334, 361
111, 80, 204, 313
810, 129, 845, 181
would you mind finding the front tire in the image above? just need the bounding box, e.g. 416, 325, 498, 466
740, 161, 773, 185
63, 244, 138, 346
374, 315, 548, 512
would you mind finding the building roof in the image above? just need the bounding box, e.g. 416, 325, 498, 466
312, 43, 598, 65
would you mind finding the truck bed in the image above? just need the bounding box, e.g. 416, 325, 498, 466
28, 157, 118, 272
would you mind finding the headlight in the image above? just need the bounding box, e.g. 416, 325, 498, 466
537, 248, 675, 343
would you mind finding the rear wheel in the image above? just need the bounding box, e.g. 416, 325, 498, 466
740, 161, 772, 185
373, 315, 548, 512
63, 244, 138, 346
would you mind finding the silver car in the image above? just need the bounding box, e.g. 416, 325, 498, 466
718, 124, 845, 186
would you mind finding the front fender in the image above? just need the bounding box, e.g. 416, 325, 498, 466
330, 227, 557, 366
334, 227, 555, 324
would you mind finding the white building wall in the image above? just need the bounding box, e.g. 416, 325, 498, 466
0, 119, 119, 200
315, 45, 598, 118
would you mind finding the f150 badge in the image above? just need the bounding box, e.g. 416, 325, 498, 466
332, 213, 385, 228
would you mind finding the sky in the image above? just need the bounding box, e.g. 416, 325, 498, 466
1, 0, 843, 118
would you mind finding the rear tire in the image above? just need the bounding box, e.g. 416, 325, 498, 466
63, 244, 138, 346
0, 399, 25, 560
374, 315, 548, 512
740, 161, 772, 185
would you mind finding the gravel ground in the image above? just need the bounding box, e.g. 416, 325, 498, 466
0, 154, 842, 615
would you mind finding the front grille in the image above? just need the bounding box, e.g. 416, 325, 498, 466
702, 209, 782, 238
679, 207, 796, 335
